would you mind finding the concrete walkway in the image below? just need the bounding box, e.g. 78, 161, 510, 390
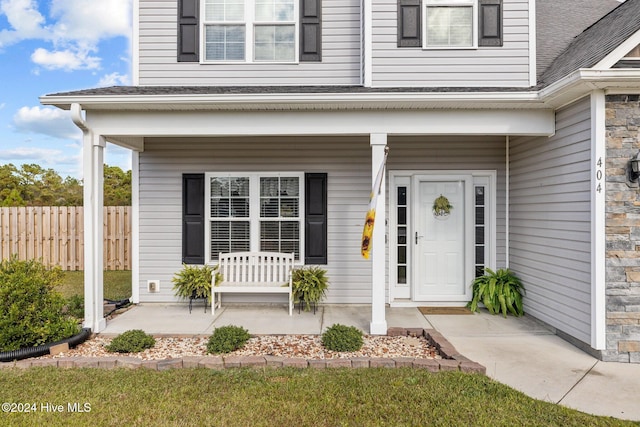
102, 304, 640, 421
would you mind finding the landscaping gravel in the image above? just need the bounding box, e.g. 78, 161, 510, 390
43, 334, 441, 361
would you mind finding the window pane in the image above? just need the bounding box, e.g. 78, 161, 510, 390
231, 198, 249, 217
280, 199, 298, 217
398, 227, 406, 244
280, 177, 299, 196
281, 221, 299, 240
476, 226, 485, 245
255, 0, 294, 22
281, 241, 299, 257
205, 25, 245, 61
261, 222, 279, 239
261, 198, 279, 217
475, 207, 484, 225
475, 186, 485, 205
260, 177, 279, 197
475, 246, 485, 265
398, 246, 406, 264
205, 0, 244, 21
260, 221, 299, 257
398, 266, 407, 284
254, 25, 294, 61
397, 186, 407, 206
426, 6, 472, 47
398, 207, 407, 225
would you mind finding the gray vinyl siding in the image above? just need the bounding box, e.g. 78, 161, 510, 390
509, 96, 592, 344
371, 0, 531, 87
138, 0, 361, 86
138, 135, 506, 304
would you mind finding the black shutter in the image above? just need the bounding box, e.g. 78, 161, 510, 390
300, 0, 322, 61
182, 174, 205, 264
305, 173, 327, 264
398, 0, 421, 48
178, 0, 199, 62
479, 0, 502, 47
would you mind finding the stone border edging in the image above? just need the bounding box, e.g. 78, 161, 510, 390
0, 328, 486, 374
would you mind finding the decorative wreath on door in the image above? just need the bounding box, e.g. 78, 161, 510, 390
432, 194, 453, 218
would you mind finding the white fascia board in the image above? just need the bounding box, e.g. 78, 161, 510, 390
86, 108, 555, 137
592, 28, 640, 70
40, 91, 544, 111
539, 69, 640, 108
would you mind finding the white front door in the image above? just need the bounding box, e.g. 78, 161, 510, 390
413, 176, 473, 301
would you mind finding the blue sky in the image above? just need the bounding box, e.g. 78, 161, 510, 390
0, 0, 133, 178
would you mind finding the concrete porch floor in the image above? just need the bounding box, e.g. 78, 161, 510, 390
100, 303, 640, 421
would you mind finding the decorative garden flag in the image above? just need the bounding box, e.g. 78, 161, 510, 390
361, 146, 389, 259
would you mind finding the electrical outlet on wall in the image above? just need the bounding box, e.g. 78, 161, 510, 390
147, 280, 160, 293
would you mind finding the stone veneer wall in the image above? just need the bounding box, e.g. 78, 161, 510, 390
605, 95, 640, 363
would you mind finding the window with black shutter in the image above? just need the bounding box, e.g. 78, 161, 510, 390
177, 0, 322, 62
397, 0, 503, 48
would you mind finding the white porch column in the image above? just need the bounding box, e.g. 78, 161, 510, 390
370, 133, 388, 335
83, 131, 106, 332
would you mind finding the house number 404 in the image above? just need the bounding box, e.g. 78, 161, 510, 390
595, 157, 603, 193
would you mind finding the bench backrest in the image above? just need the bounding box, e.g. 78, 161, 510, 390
218, 252, 295, 284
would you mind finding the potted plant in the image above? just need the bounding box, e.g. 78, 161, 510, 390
292, 266, 329, 312
172, 264, 221, 304
468, 268, 525, 317
432, 194, 453, 217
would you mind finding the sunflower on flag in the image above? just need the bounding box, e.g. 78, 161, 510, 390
361, 146, 389, 259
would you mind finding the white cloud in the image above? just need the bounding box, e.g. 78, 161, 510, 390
98, 71, 130, 87
0, 146, 63, 161
12, 106, 80, 140
0, 0, 47, 47
49, 0, 131, 44
0, 103, 5, 109
0, 0, 132, 69
31, 46, 100, 71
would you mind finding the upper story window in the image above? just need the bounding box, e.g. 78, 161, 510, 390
424, 0, 476, 48
203, 0, 297, 62
397, 0, 502, 49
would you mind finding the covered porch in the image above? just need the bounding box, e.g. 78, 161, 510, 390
41, 93, 555, 335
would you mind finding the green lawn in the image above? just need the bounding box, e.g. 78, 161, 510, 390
57, 271, 131, 301
0, 368, 636, 427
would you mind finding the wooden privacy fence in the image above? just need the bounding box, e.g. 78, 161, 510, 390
0, 206, 131, 271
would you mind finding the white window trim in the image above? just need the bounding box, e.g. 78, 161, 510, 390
422, 0, 478, 50
388, 170, 496, 305
200, 0, 299, 64
205, 172, 305, 264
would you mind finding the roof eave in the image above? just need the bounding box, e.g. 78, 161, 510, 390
539, 69, 640, 109
39, 90, 547, 112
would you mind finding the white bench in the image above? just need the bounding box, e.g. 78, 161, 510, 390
212, 252, 294, 316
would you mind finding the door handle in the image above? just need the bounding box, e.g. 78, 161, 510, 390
415, 232, 422, 244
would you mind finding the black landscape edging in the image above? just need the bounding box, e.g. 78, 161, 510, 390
0, 328, 92, 363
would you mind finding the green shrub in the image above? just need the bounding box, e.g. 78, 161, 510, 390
321, 324, 363, 352
207, 325, 251, 354
0, 257, 80, 352
172, 264, 220, 302
106, 329, 156, 353
292, 266, 329, 311
468, 268, 525, 318
65, 294, 84, 319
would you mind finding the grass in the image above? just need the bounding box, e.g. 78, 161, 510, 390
57, 271, 131, 301
0, 368, 636, 427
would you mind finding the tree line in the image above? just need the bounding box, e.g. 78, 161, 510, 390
0, 164, 131, 207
